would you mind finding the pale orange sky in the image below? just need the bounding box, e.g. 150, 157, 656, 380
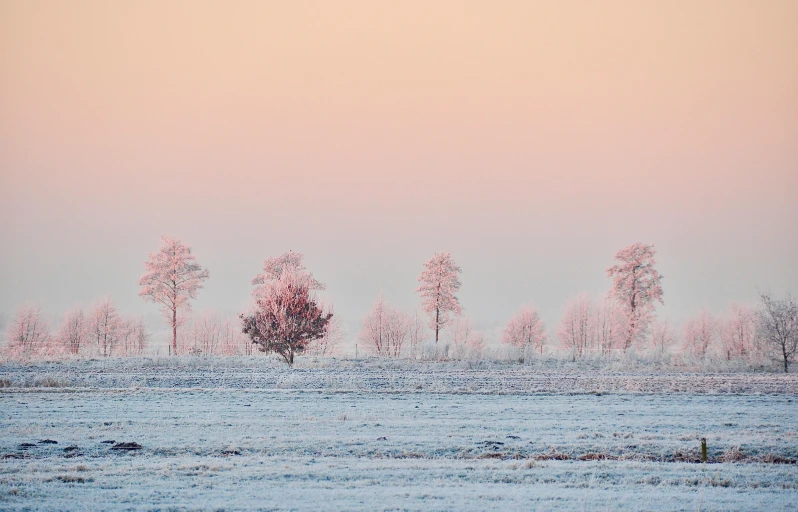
1, 1, 797, 347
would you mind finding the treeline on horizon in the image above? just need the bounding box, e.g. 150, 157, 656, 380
2, 237, 796, 372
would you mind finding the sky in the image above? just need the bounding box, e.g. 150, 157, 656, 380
1, 0, 797, 352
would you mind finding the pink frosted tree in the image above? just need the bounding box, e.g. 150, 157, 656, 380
557, 293, 596, 359
649, 318, 676, 357
139, 236, 210, 356
180, 312, 224, 355
55, 307, 87, 356
606, 243, 664, 350
359, 294, 409, 357
241, 267, 332, 365
502, 305, 548, 357
117, 316, 150, 357
446, 317, 484, 359
306, 307, 345, 357
407, 310, 428, 359
5, 304, 51, 360
718, 303, 758, 361
416, 252, 463, 343
220, 316, 252, 355
595, 299, 627, 354
681, 309, 716, 359
88, 297, 121, 357
252, 251, 324, 299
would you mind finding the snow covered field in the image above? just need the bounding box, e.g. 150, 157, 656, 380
1, 359, 797, 511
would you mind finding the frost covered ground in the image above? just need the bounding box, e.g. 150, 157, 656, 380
1, 358, 797, 511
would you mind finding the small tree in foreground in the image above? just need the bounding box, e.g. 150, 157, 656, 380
502, 305, 547, 358
139, 236, 209, 356
416, 252, 463, 343
757, 292, 798, 373
241, 268, 332, 365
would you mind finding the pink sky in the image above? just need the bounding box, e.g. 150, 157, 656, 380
1, 1, 797, 347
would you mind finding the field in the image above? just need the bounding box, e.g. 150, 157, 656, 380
1, 358, 797, 511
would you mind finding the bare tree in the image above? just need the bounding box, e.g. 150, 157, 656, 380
359, 295, 409, 357
757, 292, 798, 373
716, 303, 759, 361
557, 293, 596, 360
55, 307, 87, 356
384, 308, 411, 358
127, 317, 150, 356
306, 311, 345, 356
681, 309, 716, 359
649, 318, 676, 357
89, 297, 121, 357
502, 305, 548, 359
242, 267, 332, 365
117, 316, 150, 357
221, 316, 252, 355
180, 312, 224, 356
5, 304, 51, 360
446, 317, 484, 359
595, 299, 627, 354
407, 310, 427, 359
139, 236, 210, 356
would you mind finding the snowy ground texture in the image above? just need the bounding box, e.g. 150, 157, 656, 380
1, 358, 797, 511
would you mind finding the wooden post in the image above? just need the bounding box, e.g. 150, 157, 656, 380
701, 438, 707, 463
355, 344, 358, 359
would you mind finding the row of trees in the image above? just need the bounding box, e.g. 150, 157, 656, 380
3, 238, 795, 371
356, 245, 796, 372
3, 299, 149, 360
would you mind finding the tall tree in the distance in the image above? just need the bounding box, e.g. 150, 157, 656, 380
416, 252, 463, 343
139, 236, 210, 355
606, 243, 664, 350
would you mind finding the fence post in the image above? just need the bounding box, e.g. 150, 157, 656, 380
701, 438, 707, 463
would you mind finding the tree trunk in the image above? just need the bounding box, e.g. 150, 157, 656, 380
784, 345, 789, 373
172, 307, 177, 356
435, 308, 440, 344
